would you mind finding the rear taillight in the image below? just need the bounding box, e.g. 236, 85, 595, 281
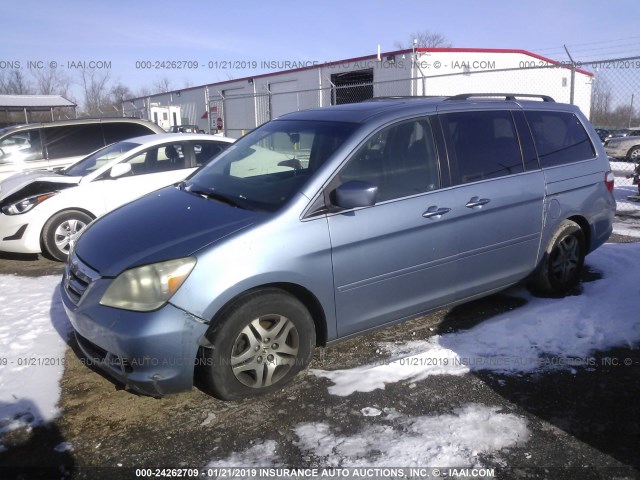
605, 171, 615, 192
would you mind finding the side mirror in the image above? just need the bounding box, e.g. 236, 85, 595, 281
333, 181, 378, 210
110, 163, 132, 179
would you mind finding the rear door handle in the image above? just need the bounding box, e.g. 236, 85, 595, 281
422, 206, 451, 219
465, 196, 491, 208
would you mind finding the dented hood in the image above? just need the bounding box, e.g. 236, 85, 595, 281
0, 170, 80, 203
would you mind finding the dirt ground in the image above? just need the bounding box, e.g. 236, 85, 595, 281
0, 235, 639, 480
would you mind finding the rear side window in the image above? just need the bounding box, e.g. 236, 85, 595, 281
45, 125, 105, 159
441, 110, 523, 185
103, 123, 156, 144
339, 118, 440, 202
524, 111, 595, 167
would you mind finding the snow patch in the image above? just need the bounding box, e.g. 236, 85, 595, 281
206, 440, 280, 468
360, 407, 382, 417
312, 341, 468, 396
54, 441, 73, 453
0, 275, 70, 448
294, 404, 528, 467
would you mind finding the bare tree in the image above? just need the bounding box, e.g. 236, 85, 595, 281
590, 76, 613, 126
136, 85, 153, 98
108, 82, 134, 115
110, 83, 133, 104
607, 103, 639, 129
153, 77, 172, 93
394, 30, 452, 49
79, 68, 111, 115
31, 68, 72, 97
0, 70, 34, 94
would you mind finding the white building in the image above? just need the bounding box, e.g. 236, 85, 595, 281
123, 48, 594, 138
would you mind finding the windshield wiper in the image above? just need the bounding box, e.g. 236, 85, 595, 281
185, 184, 245, 209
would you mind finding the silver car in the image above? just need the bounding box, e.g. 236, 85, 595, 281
61, 94, 615, 400
604, 134, 640, 161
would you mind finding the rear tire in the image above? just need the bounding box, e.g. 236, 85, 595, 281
627, 146, 640, 162
41, 210, 93, 262
530, 220, 585, 296
198, 289, 316, 400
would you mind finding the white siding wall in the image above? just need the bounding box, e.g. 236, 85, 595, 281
414, 51, 593, 116
174, 88, 207, 130
123, 50, 593, 136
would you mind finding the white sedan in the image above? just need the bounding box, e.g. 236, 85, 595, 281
0, 133, 234, 261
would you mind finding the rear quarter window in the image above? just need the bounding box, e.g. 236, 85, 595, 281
524, 111, 595, 167
45, 124, 105, 159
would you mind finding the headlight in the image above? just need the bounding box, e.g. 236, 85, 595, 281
1, 192, 58, 215
100, 257, 196, 311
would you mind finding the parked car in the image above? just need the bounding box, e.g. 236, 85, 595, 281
0, 133, 234, 261
61, 94, 615, 400
594, 128, 612, 143
168, 125, 201, 133
604, 133, 640, 161
0, 118, 165, 181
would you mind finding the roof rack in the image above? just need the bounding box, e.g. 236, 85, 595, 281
363, 96, 445, 102
446, 93, 555, 102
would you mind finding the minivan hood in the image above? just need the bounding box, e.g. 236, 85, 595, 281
74, 186, 262, 277
0, 171, 79, 202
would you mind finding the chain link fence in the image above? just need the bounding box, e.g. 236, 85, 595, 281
581, 56, 640, 213
208, 55, 640, 212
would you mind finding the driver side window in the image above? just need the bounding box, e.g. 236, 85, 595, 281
338, 118, 440, 203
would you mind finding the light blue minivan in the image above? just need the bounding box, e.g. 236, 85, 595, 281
61, 94, 616, 400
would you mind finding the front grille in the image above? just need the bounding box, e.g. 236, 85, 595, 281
75, 332, 107, 362
64, 253, 99, 305
75, 333, 133, 375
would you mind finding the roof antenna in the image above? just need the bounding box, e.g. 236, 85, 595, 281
377, 44, 381, 62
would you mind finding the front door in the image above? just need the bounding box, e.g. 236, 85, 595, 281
327, 117, 460, 337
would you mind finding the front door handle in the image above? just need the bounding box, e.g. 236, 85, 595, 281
465, 196, 491, 208
422, 206, 451, 219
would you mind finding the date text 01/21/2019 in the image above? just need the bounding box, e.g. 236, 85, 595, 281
134, 60, 256, 70
0, 357, 65, 367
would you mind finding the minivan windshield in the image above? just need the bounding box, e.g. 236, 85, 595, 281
63, 141, 139, 177
184, 120, 358, 212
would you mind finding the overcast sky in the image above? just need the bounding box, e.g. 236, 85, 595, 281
1, 0, 639, 97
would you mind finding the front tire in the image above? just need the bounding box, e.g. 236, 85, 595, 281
198, 289, 316, 400
531, 220, 586, 296
41, 210, 93, 262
